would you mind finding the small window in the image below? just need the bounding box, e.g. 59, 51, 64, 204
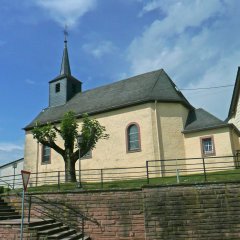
126, 123, 141, 152
201, 136, 215, 156
55, 83, 60, 93
42, 145, 51, 164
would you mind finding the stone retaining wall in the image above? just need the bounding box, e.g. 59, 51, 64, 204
0, 224, 37, 240
1, 182, 240, 239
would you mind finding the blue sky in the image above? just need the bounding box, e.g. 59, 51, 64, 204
0, 0, 240, 165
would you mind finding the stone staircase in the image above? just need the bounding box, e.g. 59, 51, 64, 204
0, 196, 90, 240
0, 196, 21, 220
29, 219, 90, 240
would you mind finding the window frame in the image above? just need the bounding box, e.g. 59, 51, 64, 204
126, 122, 141, 153
200, 136, 216, 157
41, 145, 51, 165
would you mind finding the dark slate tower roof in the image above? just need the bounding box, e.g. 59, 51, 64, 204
25, 69, 193, 130
60, 39, 71, 76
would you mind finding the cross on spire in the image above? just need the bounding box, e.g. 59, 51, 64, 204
60, 25, 71, 76
63, 25, 68, 44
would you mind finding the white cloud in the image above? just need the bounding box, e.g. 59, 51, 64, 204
83, 40, 117, 58
0, 143, 23, 152
25, 78, 36, 85
126, 0, 240, 119
139, 0, 163, 17
0, 142, 24, 166
34, 0, 97, 27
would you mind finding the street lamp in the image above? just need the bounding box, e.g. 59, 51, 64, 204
77, 134, 83, 188
12, 162, 17, 189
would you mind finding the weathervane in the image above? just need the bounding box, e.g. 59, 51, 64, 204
63, 25, 68, 43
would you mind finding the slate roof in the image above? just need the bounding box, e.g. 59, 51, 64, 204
183, 108, 230, 133
24, 69, 192, 130
227, 67, 240, 120
0, 158, 24, 169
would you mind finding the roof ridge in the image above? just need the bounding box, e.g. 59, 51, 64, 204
25, 68, 194, 129
148, 69, 164, 96
75, 69, 164, 95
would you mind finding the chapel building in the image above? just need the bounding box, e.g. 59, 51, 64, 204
23, 39, 240, 178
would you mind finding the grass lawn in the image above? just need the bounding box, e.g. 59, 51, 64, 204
3, 168, 240, 193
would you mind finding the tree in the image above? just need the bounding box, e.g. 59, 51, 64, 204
32, 111, 109, 182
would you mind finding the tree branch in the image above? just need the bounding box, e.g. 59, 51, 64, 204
73, 148, 89, 162
53, 126, 62, 134
40, 139, 65, 157
49, 140, 65, 156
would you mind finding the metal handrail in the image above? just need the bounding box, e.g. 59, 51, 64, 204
0, 178, 14, 190
0, 175, 97, 237
0, 180, 98, 238
27, 194, 99, 226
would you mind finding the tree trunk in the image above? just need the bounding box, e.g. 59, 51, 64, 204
64, 157, 76, 182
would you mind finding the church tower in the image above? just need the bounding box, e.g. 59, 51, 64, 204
48, 38, 82, 107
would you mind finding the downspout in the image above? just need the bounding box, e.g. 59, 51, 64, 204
154, 101, 161, 160
155, 100, 163, 176
36, 141, 39, 186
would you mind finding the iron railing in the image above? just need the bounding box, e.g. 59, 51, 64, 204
146, 155, 240, 184
0, 166, 148, 190
0, 155, 240, 191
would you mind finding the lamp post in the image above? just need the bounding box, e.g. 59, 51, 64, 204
77, 134, 83, 188
12, 162, 17, 189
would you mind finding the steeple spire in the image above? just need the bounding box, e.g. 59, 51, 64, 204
60, 27, 71, 76
48, 27, 82, 107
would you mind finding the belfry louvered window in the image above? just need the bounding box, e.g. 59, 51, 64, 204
127, 123, 141, 152
55, 83, 60, 93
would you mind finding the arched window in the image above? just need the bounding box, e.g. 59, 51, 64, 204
42, 145, 51, 164
126, 123, 141, 152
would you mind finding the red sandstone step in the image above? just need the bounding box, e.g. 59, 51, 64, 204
0, 211, 18, 216
29, 219, 55, 227
29, 221, 63, 231
0, 202, 9, 206
38, 225, 69, 236
0, 215, 21, 220
47, 229, 77, 239
61, 233, 91, 240
0, 207, 14, 212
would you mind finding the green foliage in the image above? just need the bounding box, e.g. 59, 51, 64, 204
32, 122, 56, 144
32, 111, 109, 158
80, 113, 109, 156
31, 111, 109, 182
0, 186, 3, 194
60, 111, 78, 144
